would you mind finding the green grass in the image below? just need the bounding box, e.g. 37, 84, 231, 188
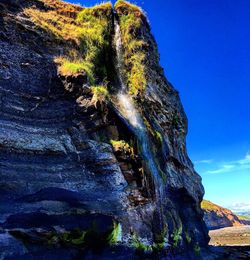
131, 228, 167, 252
172, 227, 182, 247
110, 139, 128, 147
76, 3, 112, 52
185, 231, 191, 244
48, 220, 121, 248
110, 139, 133, 154
56, 58, 95, 83
107, 222, 122, 245
115, 1, 147, 96
143, 117, 163, 144
25, 2, 113, 85
152, 227, 167, 251
155, 131, 163, 143
201, 200, 222, 211
238, 215, 250, 220
114, 0, 144, 14
74, 2, 112, 83
131, 233, 151, 252
91, 85, 109, 106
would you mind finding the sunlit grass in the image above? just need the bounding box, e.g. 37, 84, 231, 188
54, 57, 95, 83
91, 85, 109, 106
24, 1, 112, 85
201, 200, 222, 211
114, 0, 144, 15
115, 1, 147, 96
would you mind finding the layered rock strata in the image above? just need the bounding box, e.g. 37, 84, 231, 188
0, 0, 209, 258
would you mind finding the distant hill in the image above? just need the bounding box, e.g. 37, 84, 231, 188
201, 200, 250, 230
238, 215, 250, 225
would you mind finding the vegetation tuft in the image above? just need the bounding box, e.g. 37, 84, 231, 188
49, 220, 121, 248
11, 220, 121, 250
131, 233, 151, 252
172, 227, 182, 247
110, 139, 133, 154
193, 243, 201, 255
201, 200, 223, 211
152, 227, 167, 251
24, 1, 113, 85
107, 222, 122, 245
115, 0, 147, 96
55, 57, 95, 83
185, 230, 192, 244
143, 117, 163, 144
91, 85, 110, 107
114, 0, 144, 16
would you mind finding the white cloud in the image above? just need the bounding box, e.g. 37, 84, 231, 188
227, 202, 250, 214
238, 153, 250, 164
206, 164, 235, 174
203, 152, 250, 175
195, 159, 213, 164
246, 153, 250, 159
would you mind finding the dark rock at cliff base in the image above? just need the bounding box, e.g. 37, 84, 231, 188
0, 0, 209, 258
1, 0, 20, 5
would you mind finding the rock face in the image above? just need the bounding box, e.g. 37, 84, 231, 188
238, 216, 250, 225
0, 0, 209, 258
201, 200, 245, 230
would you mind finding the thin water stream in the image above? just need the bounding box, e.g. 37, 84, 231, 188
113, 19, 164, 206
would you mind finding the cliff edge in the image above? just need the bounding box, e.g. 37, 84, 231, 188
0, 0, 208, 258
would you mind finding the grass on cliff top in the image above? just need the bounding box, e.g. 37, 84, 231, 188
115, 1, 147, 96
72, 3, 112, 81
40, 0, 82, 17
78, 2, 112, 17
24, 2, 112, 84
201, 200, 224, 211
114, 0, 144, 15
23, 7, 81, 42
238, 215, 250, 220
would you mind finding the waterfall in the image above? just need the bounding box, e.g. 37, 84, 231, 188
114, 20, 143, 129
114, 18, 126, 92
113, 19, 164, 204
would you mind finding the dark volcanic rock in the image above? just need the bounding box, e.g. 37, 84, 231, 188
0, 0, 209, 259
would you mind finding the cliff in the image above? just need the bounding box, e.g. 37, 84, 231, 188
238, 216, 250, 225
0, 0, 209, 258
201, 200, 248, 230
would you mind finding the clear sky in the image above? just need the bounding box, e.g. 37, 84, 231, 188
67, 0, 250, 211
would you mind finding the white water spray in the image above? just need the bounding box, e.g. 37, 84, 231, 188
114, 20, 143, 129
113, 19, 164, 202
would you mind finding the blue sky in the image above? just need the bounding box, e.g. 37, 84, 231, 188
67, 0, 250, 210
